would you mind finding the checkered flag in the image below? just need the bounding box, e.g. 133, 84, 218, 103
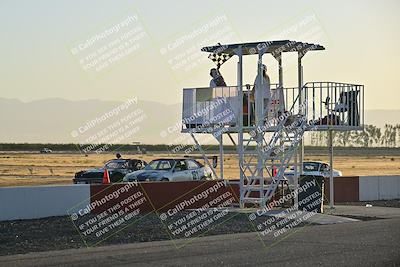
208, 53, 231, 69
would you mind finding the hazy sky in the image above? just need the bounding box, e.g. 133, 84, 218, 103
1, 0, 399, 110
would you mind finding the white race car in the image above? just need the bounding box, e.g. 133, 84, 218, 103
123, 158, 213, 182
284, 161, 342, 183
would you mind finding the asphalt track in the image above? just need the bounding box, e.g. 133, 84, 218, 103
1, 217, 399, 266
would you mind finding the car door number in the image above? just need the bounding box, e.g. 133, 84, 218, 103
192, 171, 199, 180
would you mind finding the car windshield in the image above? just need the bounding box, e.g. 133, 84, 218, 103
145, 160, 174, 171
303, 162, 320, 172
104, 160, 127, 169
186, 160, 200, 170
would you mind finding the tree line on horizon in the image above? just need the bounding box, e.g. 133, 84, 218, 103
310, 124, 400, 147
1, 123, 400, 150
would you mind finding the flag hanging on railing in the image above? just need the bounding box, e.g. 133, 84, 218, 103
208, 53, 231, 69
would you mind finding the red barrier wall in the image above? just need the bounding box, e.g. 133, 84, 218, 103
324, 176, 359, 202
90, 176, 360, 215
90, 180, 240, 214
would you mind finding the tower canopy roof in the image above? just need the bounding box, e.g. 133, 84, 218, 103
201, 40, 325, 56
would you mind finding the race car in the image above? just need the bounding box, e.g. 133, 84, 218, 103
73, 158, 147, 184
40, 148, 53, 154
284, 161, 342, 183
122, 158, 213, 182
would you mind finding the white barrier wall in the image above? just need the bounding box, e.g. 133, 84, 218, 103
359, 176, 400, 201
1, 176, 400, 221
0, 185, 90, 221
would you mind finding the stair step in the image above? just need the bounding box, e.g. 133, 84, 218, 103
243, 185, 269, 190
243, 163, 263, 167
229, 203, 240, 208
263, 156, 281, 160
243, 151, 258, 155
242, 197, 264, 203
245, 176, 266, 180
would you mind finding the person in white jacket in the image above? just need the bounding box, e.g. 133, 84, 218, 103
252, 64, 271, 121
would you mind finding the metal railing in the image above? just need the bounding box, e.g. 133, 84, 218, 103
182, 82, 364, 131
182, 86, 239, 129
303, 82, 364, 129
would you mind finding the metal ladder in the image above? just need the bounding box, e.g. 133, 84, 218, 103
240, 98, 308, 208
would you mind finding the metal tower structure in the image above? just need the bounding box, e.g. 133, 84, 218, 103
181, 40, 364, 209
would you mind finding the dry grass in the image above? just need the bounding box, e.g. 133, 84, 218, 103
0, 152, 399, 187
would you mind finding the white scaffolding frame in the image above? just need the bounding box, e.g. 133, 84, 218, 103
182, 40, 365, 209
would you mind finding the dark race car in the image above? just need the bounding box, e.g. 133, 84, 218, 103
73, 158, 147, 184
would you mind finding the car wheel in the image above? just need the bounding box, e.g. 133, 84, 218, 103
161, 178, 169, 182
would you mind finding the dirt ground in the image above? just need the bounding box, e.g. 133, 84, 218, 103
0, 212, 250, 256
1, 200, 399, 256
0, 152, 399, 187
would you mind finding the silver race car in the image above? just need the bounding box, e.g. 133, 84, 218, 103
122, 158, 213, 182
284, 161, 342, 184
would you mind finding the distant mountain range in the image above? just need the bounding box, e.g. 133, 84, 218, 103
0, 98, 181, 144
0, 98, 399, 144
